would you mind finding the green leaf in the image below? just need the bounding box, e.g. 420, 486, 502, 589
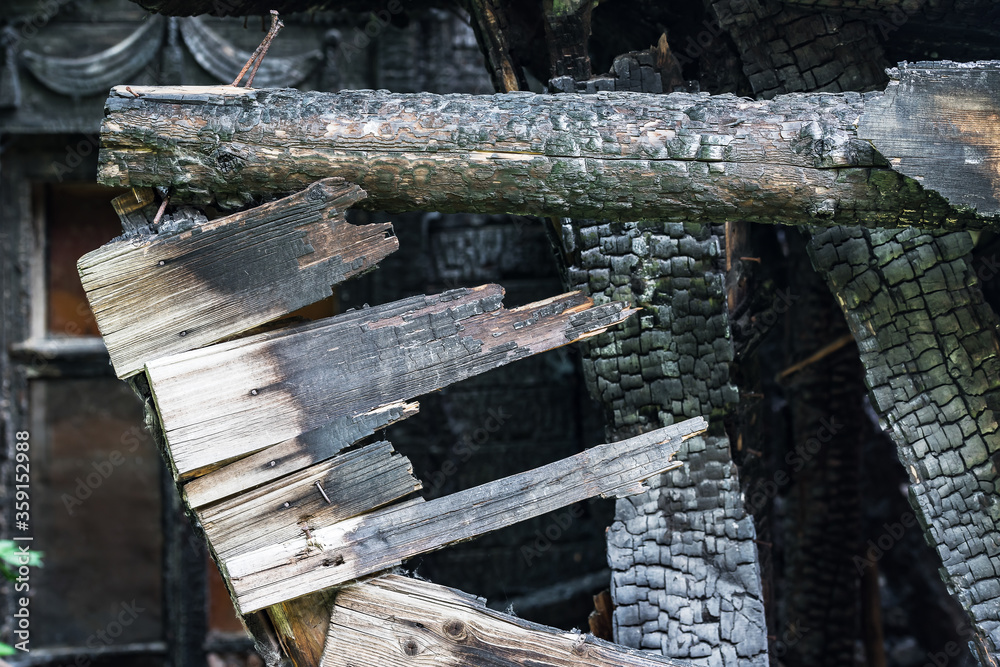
0, 540, 44, 571
0, 641, 16, 656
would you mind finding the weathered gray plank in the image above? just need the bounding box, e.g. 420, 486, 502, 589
183, 401, 418, 509
321, 574, 692, 667
858, 61, 1000, 217
146, 285, 636, 479
200, 440, 421, 561
97, 82, 1000, 227
78, 178, 396, 378
224, 418, 706, 613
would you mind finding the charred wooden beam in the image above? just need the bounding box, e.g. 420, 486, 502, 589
807, 226, 1000, 659
99, 71, 1000, 227
321, 574, 692, 666
78, 178, 396, 379
224, 418, 705, 613
145, 284, 636, 479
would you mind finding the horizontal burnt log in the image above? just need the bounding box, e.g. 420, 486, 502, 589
98, 75, 999, 227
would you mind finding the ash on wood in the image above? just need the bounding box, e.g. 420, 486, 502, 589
146, 284, 636, 480
98, 78, 1000, 227
223, 417, 705, 613
78, 178, 395, 378
321, 574, 691, 667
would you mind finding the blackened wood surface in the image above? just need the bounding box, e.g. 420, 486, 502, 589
320, 574, 692, 667
78, 178, 395, 378
558, 57, 768, 666
98, 83, 997, 227
807, 226, 1000, 660
858, 61, 1000, 218
224, 419, 704, 612
146, 285, 635, 478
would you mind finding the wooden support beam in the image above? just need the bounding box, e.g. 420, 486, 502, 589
146, 285, 636, 479
224, 417, 706, 613
99, 73, 1000, 227
78, 178, 396, 378
321, 574, 691, 667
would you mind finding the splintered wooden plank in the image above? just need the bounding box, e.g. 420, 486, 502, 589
183, 401, 419, 509
78, 178, 397, 378
321, 574, 690, 667
147, 285, 637, 479
224, 418, 706, 613
858, 61, 1000, 217
200, 440, 421, 561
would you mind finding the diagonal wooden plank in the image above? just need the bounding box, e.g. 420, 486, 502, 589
321, 574, 692, 667
147, 285, 637, 479
224, 418, 706, 613
78, 177, 396, 378
200, 440, 421, 561
183, 400, 419, 509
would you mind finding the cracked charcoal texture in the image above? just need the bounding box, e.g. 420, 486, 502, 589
807, 226, 1000, 660
559, 49, 768, 666
708, 0, 890, 99
564, 218, 767, 666
98, 83, 1000, 230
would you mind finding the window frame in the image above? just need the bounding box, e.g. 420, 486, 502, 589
1, 135, 253, 666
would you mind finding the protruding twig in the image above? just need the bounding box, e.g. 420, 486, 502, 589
231, 10, 284, 88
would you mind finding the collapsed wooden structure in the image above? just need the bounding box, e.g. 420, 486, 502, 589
78, 58, 1000, 665
79, 170, 708, 664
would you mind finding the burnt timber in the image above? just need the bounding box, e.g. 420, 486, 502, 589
99, 60, 1000, 226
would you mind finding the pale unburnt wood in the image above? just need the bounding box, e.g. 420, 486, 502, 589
200, 440, 421, 561
78, 178, 396, 378
183, 401, 419, 509
224, 418, 706, 612
146, 285, 637, 479
857, 61, 1000, 217
98, 81, 1000, 227
321, 574, 691, 667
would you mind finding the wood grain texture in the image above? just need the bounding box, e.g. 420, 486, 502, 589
184, 401, 418, 509
78, 178, 395, 378
858, 60, 1000, 217
200, 440, 421, 561
320, 574, 691, 667
98, 83, 999, 227
225, 417, 706, 612
146, 285, 636, 479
